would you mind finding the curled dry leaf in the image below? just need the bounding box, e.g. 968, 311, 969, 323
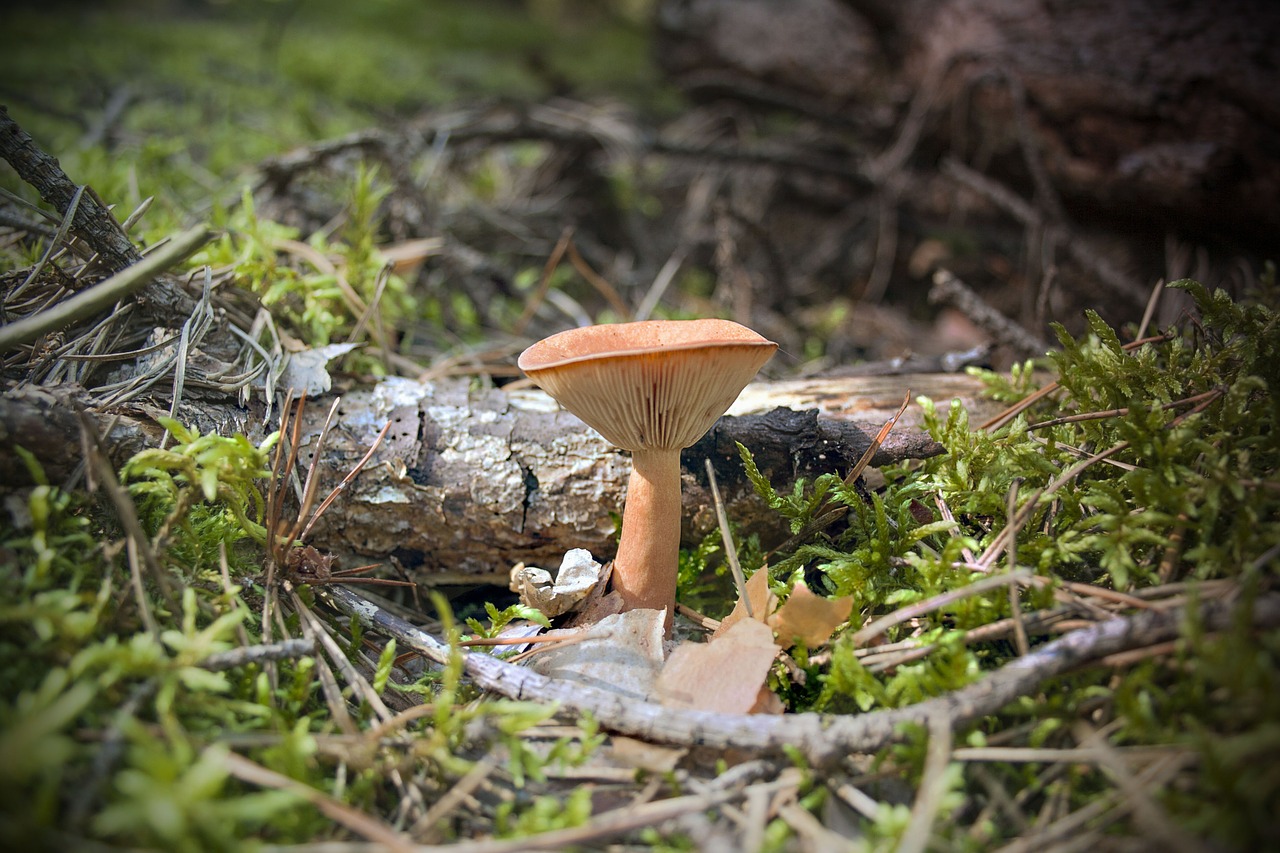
768, 580, 854, 648
510, 548, 603, 618
280, 342, 360, 397
656, 618, 781, 714
711, 568, 776, 640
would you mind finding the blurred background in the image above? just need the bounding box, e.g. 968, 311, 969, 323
3, 0, 1276, 378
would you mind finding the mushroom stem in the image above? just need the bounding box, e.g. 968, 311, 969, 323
612, 448, 682, 634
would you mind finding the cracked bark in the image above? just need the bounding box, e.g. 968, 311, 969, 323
1, 372, 996, 579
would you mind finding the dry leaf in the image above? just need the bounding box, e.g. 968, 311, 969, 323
768, 580, 853, 648
280, 343, 360, 397
749, 684, 786, 715
711, 568, 776, 640
657, 618, 780, 714
528, 609, 666, 701
510, 548, 603, 617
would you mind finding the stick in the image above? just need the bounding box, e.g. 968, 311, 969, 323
0, 105, 142, 272
319, 585, 1280, 768
930, 268, 1049, 356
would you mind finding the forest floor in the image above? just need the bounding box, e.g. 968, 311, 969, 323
1, 1, 1278, 851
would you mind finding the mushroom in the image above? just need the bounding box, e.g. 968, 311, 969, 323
518, 319, 777, 634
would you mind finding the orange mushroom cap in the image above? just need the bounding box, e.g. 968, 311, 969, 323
517, 319, 777, 451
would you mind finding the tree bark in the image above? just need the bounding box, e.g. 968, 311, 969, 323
1, 373, 996, 578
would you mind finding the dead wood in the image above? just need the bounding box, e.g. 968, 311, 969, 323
0, 105, 142, 273
320, 583, 1280, 767
0, 372, 998, 578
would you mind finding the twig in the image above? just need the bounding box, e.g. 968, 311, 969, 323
298, 418, 393, 543
634, 249, 684, 322
162, 268, 215, 449
980, 332, 1176, 431
1072, 722, 1212, 853
992, 753, 1194, 853
9, 183, 84, 303
220, 751, 414, 853
566, 240, 632, 320
77, 409, 179, 619
930, 268, 1048, 356
1025, 387, 1223, 431
319, 585, 1280, 767
940, 157, 1146, 306
263, 773, 800, 853
0, 224, 213, 353
514, 226, 574, 335
1136, 279, 1165, 341
851, 570, 1037, 648
767, 391, 912, 559
1007, 481, 1031, 656
291, 587, 397, 724
898, 713, 953, 853
706, 458, 751, 617
976, 441, 1130, 571
199, 639, 316, 672
292, 591, 358, 735
288, 398, 342, 545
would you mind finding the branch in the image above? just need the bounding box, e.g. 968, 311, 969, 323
320, 585, 1280, 768
930, 268, 1049, 356
0, 106, 142, 272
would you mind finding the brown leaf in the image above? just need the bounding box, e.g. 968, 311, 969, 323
656, 618, 780, 714
768, 580, 853, 648
711, 568, 776, 640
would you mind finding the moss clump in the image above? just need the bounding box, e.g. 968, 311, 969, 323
710, 278, 1278, 847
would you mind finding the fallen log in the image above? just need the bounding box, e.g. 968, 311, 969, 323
0, 373, 999, 577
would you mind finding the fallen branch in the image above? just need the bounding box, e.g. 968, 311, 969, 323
0, 376, 960, 577
319, 585, 1280, 768
930, 268, 1049, 357
0, 106, 142, 273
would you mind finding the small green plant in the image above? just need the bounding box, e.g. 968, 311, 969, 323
465, 601, 552, 640
121, 417, 276, 581
198, 170, 415, 356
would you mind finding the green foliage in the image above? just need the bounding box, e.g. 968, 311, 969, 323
0, 0, 662, 255
726, 279, 1280, 849
196, 173, 416, 353
0, 426, 605, 847
121, 417, 276, 577
93, 739, 297, 852
465, 601, 552, 640
394, 594, 599, 793
495, 784, 593, 837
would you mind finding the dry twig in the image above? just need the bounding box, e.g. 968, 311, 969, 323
320, 584, 1280, 767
